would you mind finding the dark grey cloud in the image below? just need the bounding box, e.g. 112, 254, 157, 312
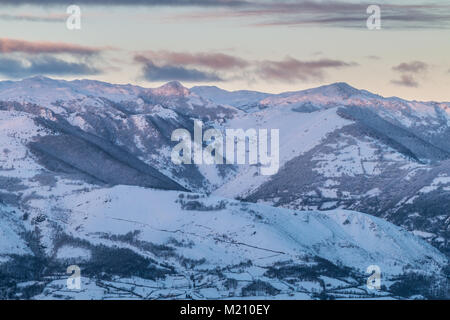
134, 50, 355, 83
170, 1, 450, 29
0, 0, 248, 6
2, 1, 448, 29
253, 12, 450, 29
391, 61, 428, 88
391, 74, 419, 88
0, 13, 64, 22
141, 61, 222, 82
392, 61, 428, 74
0, 55, 101, 78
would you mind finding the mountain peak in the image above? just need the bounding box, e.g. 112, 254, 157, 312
24, 75, 55, 82
315, 82, 361, 96
152, 81, 190, 97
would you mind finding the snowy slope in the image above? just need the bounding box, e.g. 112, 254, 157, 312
3, 183, 448, 299
191, 85, 272, 110
214, 106, 352, 198
52, 186, 446, 274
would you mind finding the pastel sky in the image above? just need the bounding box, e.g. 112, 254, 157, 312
0, 0, 449, 101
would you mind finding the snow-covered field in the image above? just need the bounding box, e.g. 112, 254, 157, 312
6, 185, 447, 300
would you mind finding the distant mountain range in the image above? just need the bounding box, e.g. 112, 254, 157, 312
0, 76, 448, 299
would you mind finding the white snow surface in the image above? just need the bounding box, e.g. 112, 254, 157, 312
35, 185, 447, 276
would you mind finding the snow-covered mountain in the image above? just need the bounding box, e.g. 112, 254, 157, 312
191, 85, 272, 111
201, 82, 450, 256
0, 77, 448, 299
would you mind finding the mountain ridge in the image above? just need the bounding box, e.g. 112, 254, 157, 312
2, 76, 448, 105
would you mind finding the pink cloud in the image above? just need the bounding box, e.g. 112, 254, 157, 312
0, 38, 104, 55
257, 57, 357, 82
135, 50, 249, 70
